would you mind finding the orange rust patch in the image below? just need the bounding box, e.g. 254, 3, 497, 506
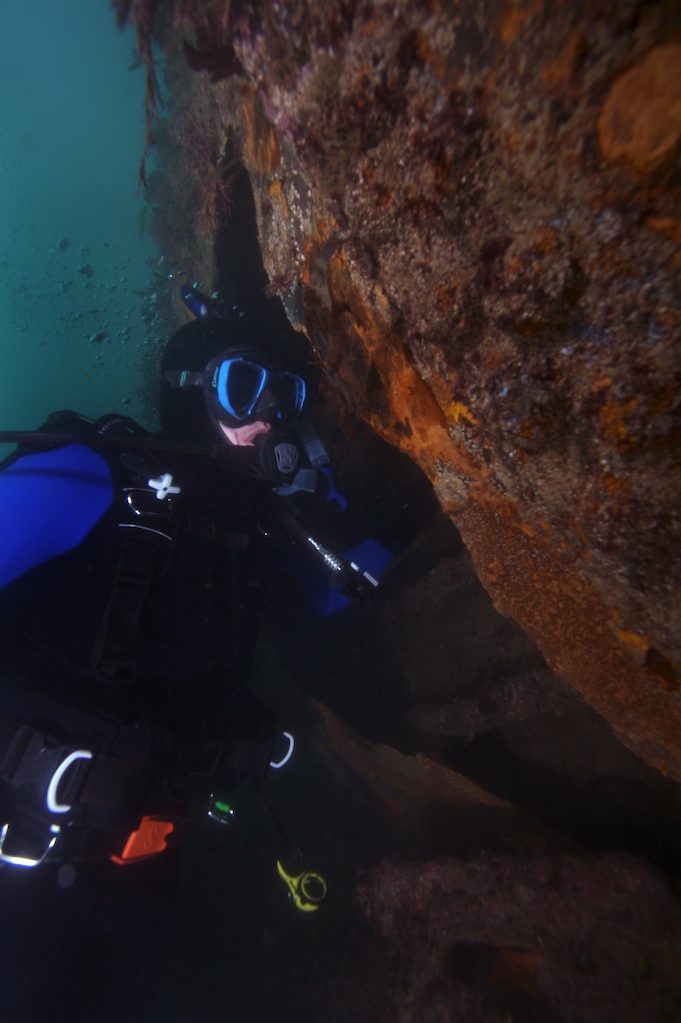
300, 238, 315, 288
646, 215, 681, 246
299, 215, 337, 289
541, 28, 585, 90
326, 250, 486, 482
433, 150, 452, 190
500, 0, 541, 44
371, 283, 391, 317
598, 398, 638, 452
506, 254, 523, 277
267, 177, 289, 217
435, 280, 462, 315
602, 472, 629, 495
429, 375, 482, 432
241, 87, 281, 176
519, 515, 551, 541
591, 372, 613, 393
598, 43, 681, 178
501, 8, 528, 44
535, 225, 557, 254
607, 609, 650, 658
365, 343, 469, 478
428, 372, 457, 410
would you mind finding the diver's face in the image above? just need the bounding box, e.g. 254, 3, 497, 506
218, 420, 271, 447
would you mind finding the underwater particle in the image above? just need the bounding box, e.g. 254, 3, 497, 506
56, 238, 69, 251
78, 264, 94, 278
56, 863, 77, 888
121, 397, 131, 405
89, 331, 110, 345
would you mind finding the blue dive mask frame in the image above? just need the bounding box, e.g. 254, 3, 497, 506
213, 357, 306, 421
162, 349, 306, 428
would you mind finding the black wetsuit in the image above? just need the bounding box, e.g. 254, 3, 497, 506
0, 427, 279, 1022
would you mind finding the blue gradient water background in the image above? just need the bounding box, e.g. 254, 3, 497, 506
0, 0, 158, 457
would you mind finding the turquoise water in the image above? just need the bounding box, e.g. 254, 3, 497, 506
0, 0, 158, 457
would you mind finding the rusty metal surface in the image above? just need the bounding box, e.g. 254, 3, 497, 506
145, 1, 681, 777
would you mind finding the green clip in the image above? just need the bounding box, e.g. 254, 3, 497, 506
208, 797, 234, 825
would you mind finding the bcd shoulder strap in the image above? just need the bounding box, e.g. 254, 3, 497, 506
89, 423, 182, 685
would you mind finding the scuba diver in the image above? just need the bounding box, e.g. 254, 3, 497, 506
0, 284, 388, 1020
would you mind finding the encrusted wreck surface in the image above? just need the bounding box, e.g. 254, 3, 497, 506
136, 1, 681, 779
356, 852, 681, 1023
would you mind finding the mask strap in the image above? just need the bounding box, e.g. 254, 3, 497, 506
162, 370, 209, 389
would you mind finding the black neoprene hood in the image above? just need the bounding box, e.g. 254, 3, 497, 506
160, 319, 265, 443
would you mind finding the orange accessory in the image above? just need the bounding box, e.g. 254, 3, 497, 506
111, 816, 174, 865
